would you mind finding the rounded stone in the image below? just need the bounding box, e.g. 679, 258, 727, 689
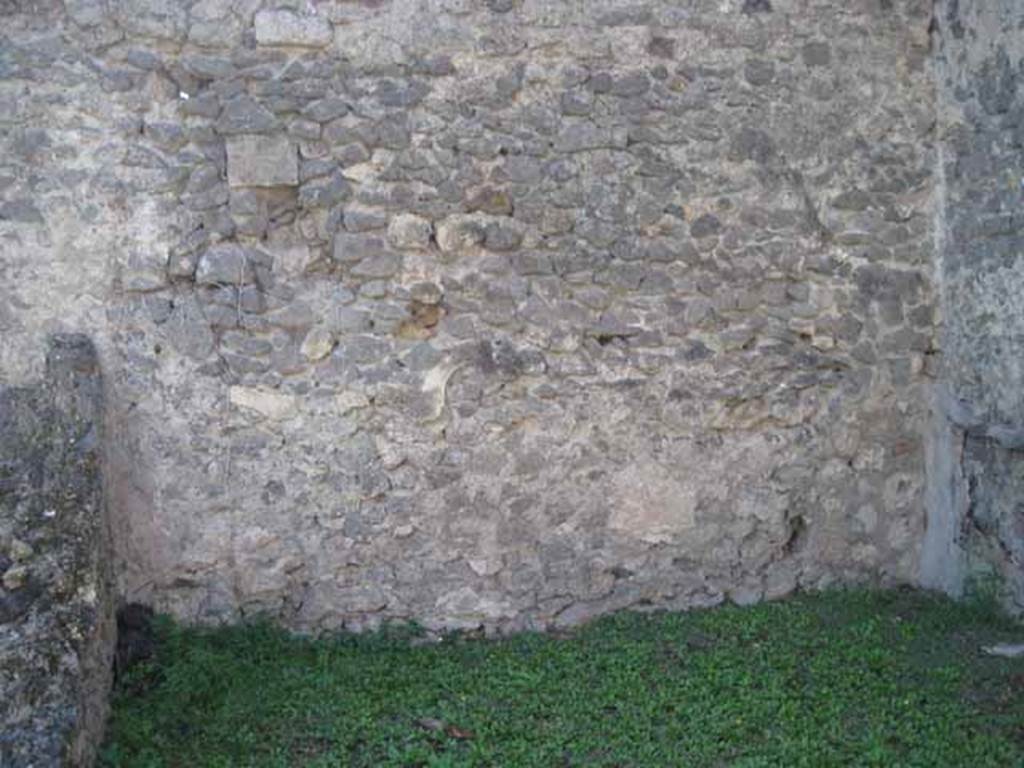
300, 327, 336, 362
2, 566, 29, 591
387, 213, 433, 251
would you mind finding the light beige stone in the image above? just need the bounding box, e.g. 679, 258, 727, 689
300, 327, 336, 362
387, 213, 433, 250
609, 464, 697, 544
229, 386, 299, 421
2, 566, 28, 591
335, 391, 370, 415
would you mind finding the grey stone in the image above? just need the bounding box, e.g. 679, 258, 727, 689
120, 253, 167, 292
690, 214, 722, 239
196, 244, 264, 285
466, 186, 515, 215
832, 190, 872, 211
181, 54, 234, 80
0, 197, 43, 226
334, 232, 389, 264
144, 121, 186, 149
410, 282, 444, 305
328, 307, 371, 334
387, 213, 433, 250
802, 42, 831, 68
597, 6, 653, 26
436, 216, 487, 253
254, 10, 333, 48
181, 92, 221, 118
300, 158, 337, 183
744, 59, 775, 86
555, 123, 626, 153
484, 221, 524, 252
289, 118, 321, 141
266, 301, 317, 331
344, 207, 389, 232
299, 172, 351, 207
227, 135, 298, 187
647, 36, 675, 59
611, 71, 650, 97
351, 253, 402, 279
729, 128, 775, 164
303, 97, 349, 123
217, 96, 280, 135
982, 643, 1024, 658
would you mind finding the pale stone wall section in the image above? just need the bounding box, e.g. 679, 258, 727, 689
1, 0, 939, 634
926, 0, 1024, 612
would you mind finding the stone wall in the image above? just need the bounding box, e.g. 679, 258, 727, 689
0, 335, 115, 766
2, 0, 939, 633
925, 0, 1024, 612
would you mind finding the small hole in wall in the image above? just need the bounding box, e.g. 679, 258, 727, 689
153, 343, 162, 355
783, 515, 808, 556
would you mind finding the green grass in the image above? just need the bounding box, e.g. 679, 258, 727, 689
100, 589, 1024, 767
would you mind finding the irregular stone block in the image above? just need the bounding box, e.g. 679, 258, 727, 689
229, 386, 299, 421
254, 10, 333, 48
265, 302, 317, 331
608, 464, 697, 545
410, 282, 443, 305
387, 213, 433, 250
351, 253, 401, 279
0, 199, 44, 224
302, 97, 349, 123
327, 306, 371, 334
298, 171, 351, 207
435, 214, 487, 253
554, 123, 627, 153
216, 96, 279, 135
483, 220, 524, 252
333, 232, 389, 264
196, 244, 260, 285
336, 390, 370, 415
300, 327, 336, 362
434, 587, 515, 630
227, 135, 298, 188
466, 186, 514, 216
119, 252, 168, 292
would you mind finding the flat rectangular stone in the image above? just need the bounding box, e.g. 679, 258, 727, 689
226, 135, 298, 187
229, 386, 299, 421
254, 10, 332, 48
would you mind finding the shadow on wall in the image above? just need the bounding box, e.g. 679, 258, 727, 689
0, 335, 116, 767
